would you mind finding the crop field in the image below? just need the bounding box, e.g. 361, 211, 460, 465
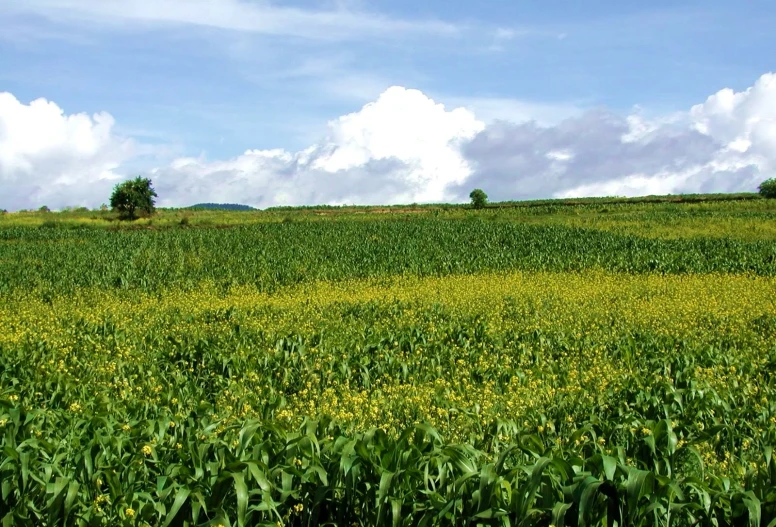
1, 198, 776, 526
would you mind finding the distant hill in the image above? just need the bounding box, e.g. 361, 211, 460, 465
188, 203, 256, 211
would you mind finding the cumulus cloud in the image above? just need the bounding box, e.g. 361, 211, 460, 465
458, 74, 776, 200
2, 74, 775, 211
150, 87, 484, 207
0, 92, 134, 210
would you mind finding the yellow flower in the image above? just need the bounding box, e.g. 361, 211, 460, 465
141, 445, 152, 456
125, 508, 135, 518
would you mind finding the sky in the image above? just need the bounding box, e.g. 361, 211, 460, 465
1, 0, 775, 210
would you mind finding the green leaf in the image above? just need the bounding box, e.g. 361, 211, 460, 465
601, 455, 617, 481
552, 502, 572, 527
162, 487, 191, 527
233, 471, 249, 527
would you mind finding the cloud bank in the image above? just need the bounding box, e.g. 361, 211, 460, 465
2, 74, 775, 211
0, 92, 134, 210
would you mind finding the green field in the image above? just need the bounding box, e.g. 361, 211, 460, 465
1, 196, 776, 526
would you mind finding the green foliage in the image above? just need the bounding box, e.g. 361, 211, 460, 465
759, 178, 776, 199
2, 219, 776, 294
2, 200, 776, 525
38, 206, 50, 213
470, 188, 488, 209
1, 278, 776, 525
109, 177, 158, 220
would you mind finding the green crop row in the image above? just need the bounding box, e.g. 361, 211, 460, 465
2, 220, 776, 295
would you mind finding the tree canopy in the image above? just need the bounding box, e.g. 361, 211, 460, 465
110, 177, 158, 220
469, 189, 488, 209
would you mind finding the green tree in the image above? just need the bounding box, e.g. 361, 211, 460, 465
469, 188, 488, 209
110, 177, 158, 220
38, 206, 51, 213
758, 178, 776, 199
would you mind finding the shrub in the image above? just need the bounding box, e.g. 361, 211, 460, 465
38, 206, 51, 213
469, 189, 488, 209
758, 178, 776, 199
110, 177, 158, 220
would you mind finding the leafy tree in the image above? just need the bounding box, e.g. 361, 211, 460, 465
469, 189, 488, 209
38, 206, 50, 213
758, 178, 776, 199
110, 177, 158, 220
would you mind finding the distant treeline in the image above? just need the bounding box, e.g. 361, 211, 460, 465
187, 203, 256, 211
263, 192, 761, 212
4, 192, 762, 215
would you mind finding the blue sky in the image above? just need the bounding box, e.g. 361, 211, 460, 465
1, 0, 775, 209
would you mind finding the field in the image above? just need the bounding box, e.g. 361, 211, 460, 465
1, 196, 776, 526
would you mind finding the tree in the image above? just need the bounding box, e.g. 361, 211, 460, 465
759, 178, 776, 199
110, 177, 158, 220
469, 188, 488, 209
38, 206, 51, 213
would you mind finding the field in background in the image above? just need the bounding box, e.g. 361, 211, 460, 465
3, 193, 776, 242
1, 195, 776, 525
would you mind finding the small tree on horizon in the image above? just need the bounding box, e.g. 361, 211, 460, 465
469, 188, 488, 209
110, 177, 158, 220
759, 178, 776, 199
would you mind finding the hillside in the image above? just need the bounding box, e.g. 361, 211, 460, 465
188, 202, 256, 211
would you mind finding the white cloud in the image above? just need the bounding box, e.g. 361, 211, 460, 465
460, 74, 776, 200
150, 87, 484, 207
2, 74, 776, 211
313, 87, 483, 195
0, 92, 134, 210
689, 73, 776, 157
439, 95, 584, 127
2, 0, 459, 41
